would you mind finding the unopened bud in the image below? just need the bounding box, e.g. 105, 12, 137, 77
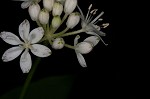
43, 0, 54, 11
39, 9, 49, 24
28, 3, 41, 21
51, 16, 61, 28
52, 38, 65, 49
75, 42, 93, 54
52, 2, 63, 16
66, 12, 80, 29
64, 0, 77, 14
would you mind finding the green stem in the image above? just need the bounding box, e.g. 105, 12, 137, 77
36, 21, 42, 27
59, 29, 85, 37
61, 14, 68, 24
54, 27, 69, 38
19, 57, 41, 99
64, 44, 74, 49
43, 24, 47, 32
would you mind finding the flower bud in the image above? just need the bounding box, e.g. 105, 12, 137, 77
43, 0, 54, 11
52, 38, 65, 49
52, 2, 63, 16
75, 42, 93, 54
66, 12, 80, 29
39, 9, 49, 24
64, 0, 77, 14
51, 16, 61, 28
28, 3, 41, 21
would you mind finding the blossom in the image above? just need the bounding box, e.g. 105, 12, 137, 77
43, 0, 54, 12
13, 0, 41, 9
77, 4, 108, 46
52, 2, 63, 16
39, 9, 49, 24
0, 19, 51, 73
74, 35, 100, 67
64, 0, 77, 14
28, 3, 41, 21
51, 16, 61, 28
52, 38, 65, 50
66, 12, 80, 29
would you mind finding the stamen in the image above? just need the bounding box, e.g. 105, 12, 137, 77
101, 23, 109, 28
93, 18, 103, 25
88, 4, 92, 10
87, 9, 98, 23
85, 4, 92, 20
99, 36, 108, 46
91, 11, 104, 24
93, 9, 98, 15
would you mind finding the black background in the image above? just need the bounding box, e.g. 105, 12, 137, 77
0, 0, 143, 99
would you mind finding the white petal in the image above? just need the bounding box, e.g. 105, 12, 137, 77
20, 50, 32, 73
30, 44, 51, 57
76, 52, 87, 67
28, 27, 44, 44
19, 19, 30, 42
84, 36, 100, 46
74, 35, 80, 46
0, 31, 23, 45
86, 31, 99, 36
21, 1, 32, 9
2, 46, 24, 62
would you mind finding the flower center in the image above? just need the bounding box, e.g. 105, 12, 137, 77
23, 42, 31, 49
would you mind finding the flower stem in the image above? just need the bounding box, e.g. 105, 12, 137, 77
60, 29, 85, 37
19, 57, 41, 99
36, 21, 42, 27
64, 44, 74, 49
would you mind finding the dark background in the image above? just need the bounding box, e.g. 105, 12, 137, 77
0, 0, 143, 99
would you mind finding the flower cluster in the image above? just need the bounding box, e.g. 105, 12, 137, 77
0, 0, 109, 73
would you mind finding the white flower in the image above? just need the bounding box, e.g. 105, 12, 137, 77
28, 3, 41, 21
74, 35, 100, 67
52, 38, 65, 50
43, 0, 54, 12
64, 0, 77, 14
0, 19, 51, 73
66, 12, 80, 29
52, 2, 63, 16
77, 4, 108, 46
13, 0, 41, 9
39, 9, 49, 24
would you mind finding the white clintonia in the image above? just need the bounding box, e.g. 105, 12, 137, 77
52, 2, 63, 16
66, 12, 80, 29
28, 3, 41, 21
39, 9, 49, 24
13, 0, 41, 9
77, 4, 108, 46
0, 19, 51, 73
64, 0, 77, 14
74, 35, 100, 67
52, 16, 61, 28
52, 38, 65, 50
43, 0, 54, 12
